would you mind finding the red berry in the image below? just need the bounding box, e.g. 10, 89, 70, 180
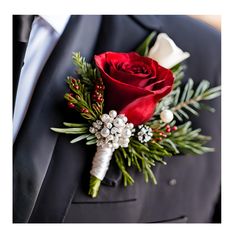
156, 137, 162, 141
74, 85, 79, 90
96, 95, 103, 102
68, 102, 75, 109
172, 126, 178, 131
81, 108, 89, 113
166, 124, 171, 129
159, 132, 164, 136
166, 128, 171, 133
71, 78, 77, 84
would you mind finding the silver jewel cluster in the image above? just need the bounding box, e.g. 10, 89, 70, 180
137, 124, 153, 143
89, 110, 135, 150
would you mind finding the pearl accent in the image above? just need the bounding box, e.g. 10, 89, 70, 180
105, 122, 112, 129
101, 114, 110, 123
127, 123, 134, 129
100, 127, 110, 137
123, 129, 132, 138
160, 109, 174, 123
113, 118, 125, 128
89, 127, 96, 134
89, 110, 135, 150
109, 110, 117, 118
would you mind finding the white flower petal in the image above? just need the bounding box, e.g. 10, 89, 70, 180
148, 33, 190, 69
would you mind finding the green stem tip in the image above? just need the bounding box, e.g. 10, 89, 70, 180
88, 175, 102, 198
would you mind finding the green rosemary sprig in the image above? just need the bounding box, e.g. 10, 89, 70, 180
72, 52, 97, 89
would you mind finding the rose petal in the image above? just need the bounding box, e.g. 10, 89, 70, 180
95, 51, 174, 124
120, 94, 157, 125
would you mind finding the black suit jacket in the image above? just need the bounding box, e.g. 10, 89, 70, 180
13, 15, 221, 223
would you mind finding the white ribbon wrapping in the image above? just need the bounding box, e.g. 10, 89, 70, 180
90, 146, 114, 180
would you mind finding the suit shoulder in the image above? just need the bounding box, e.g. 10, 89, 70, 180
130, 15, 220, 51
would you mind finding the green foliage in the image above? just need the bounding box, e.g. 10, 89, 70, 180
161, 121, 214, 155
115, 152, 134, 186
154, 63, 186, 116
72, 52, 97, 89
171, 79, 221, 122
65, 77, 99, 121
50, 122, 96, 144
172, 64, 186, 89
136, 31, 157, 56
114, 138, 172, 186
154, 64, 221, 122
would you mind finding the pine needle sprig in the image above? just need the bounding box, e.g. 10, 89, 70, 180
50, 122, 97, 145
72, 52, 97, 89
64, 77, 98, 121
170, 79, 221, 121
162, 121, 214, 155
172, 63, 186, 89
153, 64, 185, 116
114, 151, 135, 187
114, 136, 174, 186
154, 62, 221, 122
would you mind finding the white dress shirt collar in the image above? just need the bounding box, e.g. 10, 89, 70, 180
41, 15, 70, 35
13, 15, 70, 142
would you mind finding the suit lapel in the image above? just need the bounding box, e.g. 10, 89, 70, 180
13, 15, 102, 222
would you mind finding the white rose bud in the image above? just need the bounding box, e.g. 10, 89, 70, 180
148, 33, 190, 69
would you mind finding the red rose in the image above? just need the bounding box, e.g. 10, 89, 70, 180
95, 52, 174, 125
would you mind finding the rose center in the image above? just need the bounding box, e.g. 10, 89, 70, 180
131, 65, 149, 74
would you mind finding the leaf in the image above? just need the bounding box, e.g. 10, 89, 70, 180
136, 31, 157, 56
185, 78, 194, 100
194, 80, 210, 97
86, 139, 97, 145
173, 111, 183, 121
70, 134, 90, 143
86, 134, 96, 140
50, 127, 88, 134
199, 103, 215, 112
178, 109, 189, 119
202, 92, 221, 100
147, 167, 157, 185
180, 79, 191, 102
63, 122, 88, 128
162, 139, 180, 154
173, 87, 181, 105
184, 105, 199, 116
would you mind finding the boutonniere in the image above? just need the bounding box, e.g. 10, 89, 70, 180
51, 32, 221, 198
